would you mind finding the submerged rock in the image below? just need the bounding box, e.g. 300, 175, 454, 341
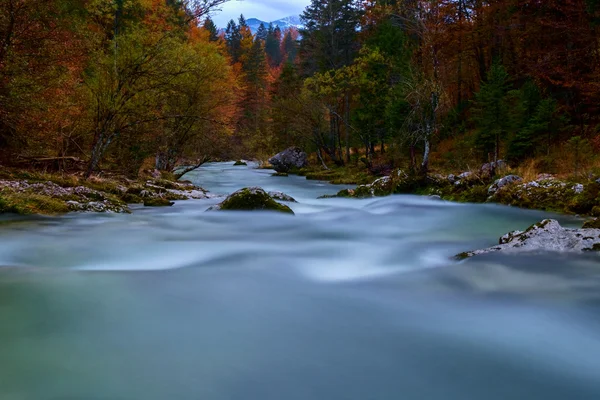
268, 147, 308, 173
456, 219, 600, 259
207, 187, 294, 214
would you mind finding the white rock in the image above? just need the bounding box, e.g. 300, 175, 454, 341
458, 219, 600, 258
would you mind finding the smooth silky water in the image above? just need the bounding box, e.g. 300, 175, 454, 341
1, 162, 600, 399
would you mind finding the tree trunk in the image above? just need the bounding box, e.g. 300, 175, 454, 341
317, 147, 329, 170
344, 93, 350, 163
421, 138, 430, 176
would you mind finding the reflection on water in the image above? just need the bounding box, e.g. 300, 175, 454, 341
0, 162, 599, 399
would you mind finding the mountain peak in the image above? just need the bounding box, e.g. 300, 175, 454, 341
243, 16, 304, 34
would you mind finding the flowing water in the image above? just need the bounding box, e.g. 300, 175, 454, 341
1, 162, 600, 399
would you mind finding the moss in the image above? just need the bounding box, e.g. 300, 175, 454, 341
352, 185, 374, 198
121, 193, 143, 204
143, 198, 174, 207
454, 252, 471, 261
163, 192, 188, 201
272, 172, 288, 177
85, 179, 122, 195
334, 189, 352, 198
233, 160, 248, 166
219, 188, 294, 214
583, 244, 600, 252
583, 218, 600, 229
0, 192, 70, 215
125, 186, 144, 196
153, 179, 180, 190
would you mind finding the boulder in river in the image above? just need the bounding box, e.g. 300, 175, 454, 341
143, 198, 174, 207
268, 191, 297, 203
456, 219, 600, 259
233, 160, 247, 166
268, 147, 308, 173
583, 218, 600, 229
208, 187, 294, 214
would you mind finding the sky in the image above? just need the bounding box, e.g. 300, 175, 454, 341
210, 0, 311, 27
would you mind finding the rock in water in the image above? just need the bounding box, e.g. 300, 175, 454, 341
267, 191, 297, 202
207, 187, 294, 214
144, 198, 174, 207
583, 218, 600, 229
456, 219, 600, 259
268, 147, 308, 173
233, 160, 247, 166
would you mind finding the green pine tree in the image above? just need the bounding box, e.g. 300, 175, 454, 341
470, 64, 513, 162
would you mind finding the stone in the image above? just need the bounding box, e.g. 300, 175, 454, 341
268, 191, 297, 202
454, 171, 473, 186
572, 183, 584, 194
583, 218, 600, 229
488, 175, 523, 194
481, 160, 507, 176
143, 198, 174, 207
268, 147, 308, 173
447, 174, 456, 184
456, 219, 600, 259
233, 160, 247, 166
207, 187, 294, 214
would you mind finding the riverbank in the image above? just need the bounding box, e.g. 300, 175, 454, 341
0, 167, 212, 215
306, 163, 600, 225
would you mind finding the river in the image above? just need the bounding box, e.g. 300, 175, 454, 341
1, 162, 600, 399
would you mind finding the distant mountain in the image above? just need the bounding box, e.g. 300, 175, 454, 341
244, 16, 304, 34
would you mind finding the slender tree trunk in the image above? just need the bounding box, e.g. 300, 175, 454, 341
317, 147, 329, 170
421, 138, 430, 176
344, 93, 350, 163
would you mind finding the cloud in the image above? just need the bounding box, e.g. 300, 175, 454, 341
211, 0, 310, 26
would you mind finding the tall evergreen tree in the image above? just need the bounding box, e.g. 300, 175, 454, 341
203, 17, 219, 42
471, 64, 513, 162
265, 24, 283, 66
238, 14, 248, 30
299, 0, 363, 74
256, 23, 268, 42
282, 30, 298, 63
225, 19, 242, 62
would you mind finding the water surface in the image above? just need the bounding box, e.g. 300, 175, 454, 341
1, 162, 599, 399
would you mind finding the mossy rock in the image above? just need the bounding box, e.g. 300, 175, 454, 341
211, 187, 294, 214
0, 192, 70, 215
143, 198, 174, 207
334, 189, 353, 198
121, 193, 143, 204
153, 179, 180, 190
583, 218, 600, 229
272, 172, 288, 177
233, 160, 248, 166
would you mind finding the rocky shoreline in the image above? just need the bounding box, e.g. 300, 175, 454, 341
0, 170, 216, 215
323, 162, 600, 224
312, 160, 600, 257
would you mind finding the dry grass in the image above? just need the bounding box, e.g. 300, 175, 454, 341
513, 159, 542, 182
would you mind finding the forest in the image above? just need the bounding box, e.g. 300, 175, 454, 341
2, 0, 600, 179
